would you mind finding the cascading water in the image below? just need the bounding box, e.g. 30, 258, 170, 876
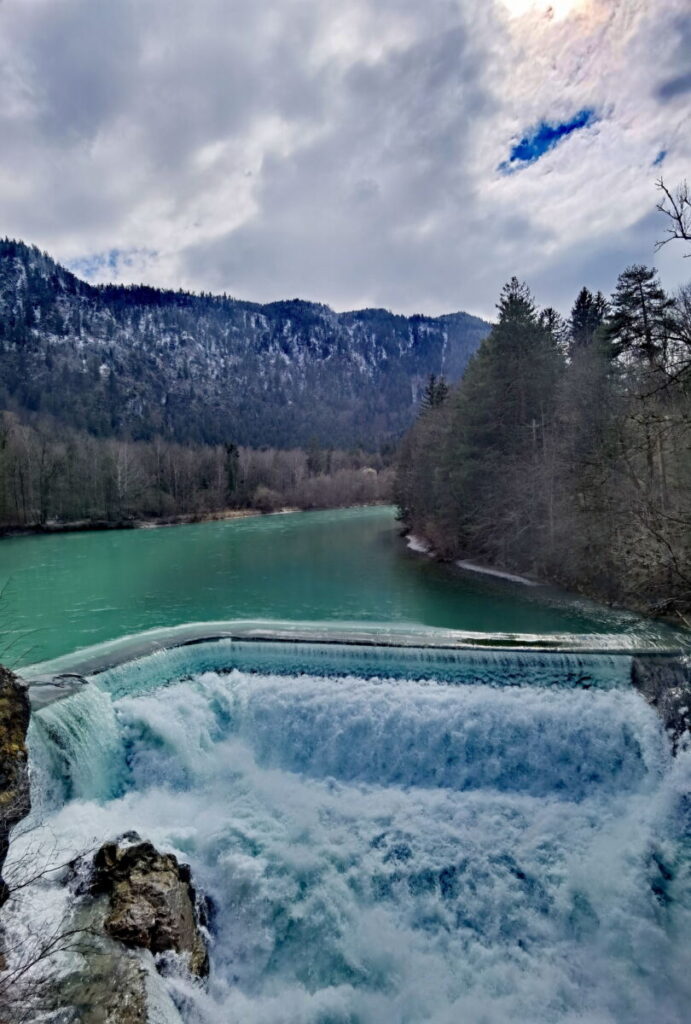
29, 684, 122, 807
11, 640, 691, 1023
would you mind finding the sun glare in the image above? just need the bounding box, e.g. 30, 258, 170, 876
500, 0, 583, 20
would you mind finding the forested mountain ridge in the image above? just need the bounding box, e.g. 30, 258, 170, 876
0, 240, 489, 448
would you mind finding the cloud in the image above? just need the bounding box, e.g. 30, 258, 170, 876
0, 0, 688, 320
657, 72, 691, 102
655, 15, 691, 102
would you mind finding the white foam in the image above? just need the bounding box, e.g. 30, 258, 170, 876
406, 533, 432, 554
456, 560, 539, 586
11, 667, 691, 1023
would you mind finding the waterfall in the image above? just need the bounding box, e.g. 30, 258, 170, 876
29, 682, 123, 810
115, 670, 668, 801
13, 637, 691, 1024
89, 639, 636, 701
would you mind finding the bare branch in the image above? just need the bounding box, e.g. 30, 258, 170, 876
656, 178, 691, 255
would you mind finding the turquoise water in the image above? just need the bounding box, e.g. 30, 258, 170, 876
5, 507, 691, 1021
0, 507, 683, 667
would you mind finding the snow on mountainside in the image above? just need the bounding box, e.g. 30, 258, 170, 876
0, 240, 490, 448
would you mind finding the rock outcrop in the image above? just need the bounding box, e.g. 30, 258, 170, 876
631, 654, 691, 751
59, 939, 158, 1024
0, 665, 31, 908
86, 833, 210, 978
52, 834, 209, 1021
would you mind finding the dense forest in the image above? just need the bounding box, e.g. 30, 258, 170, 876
0, 238, 486, 527
396, 185, 691, 621
0, 241, 488, 449
0, 414, 393, 530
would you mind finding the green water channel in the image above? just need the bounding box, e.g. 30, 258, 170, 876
0, 506, 683, 667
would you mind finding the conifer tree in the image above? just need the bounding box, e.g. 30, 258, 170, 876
569, 287, 608, 352
394, 266, 691, 619
420, 374, 449, 411
440, 278, 564, 562
607, 265, 674, 366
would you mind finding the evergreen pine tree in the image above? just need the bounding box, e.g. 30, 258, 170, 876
441, 278, 564, 562
420, 374, 438, 411
420, 374, 449, 411
569, 287, 608, 352
607, 265, 674, 366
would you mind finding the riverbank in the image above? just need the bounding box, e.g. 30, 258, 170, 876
0, 507, 263, 538
0, 501, 404, 539
403, 528, 690, 629
405, 532, 540, 587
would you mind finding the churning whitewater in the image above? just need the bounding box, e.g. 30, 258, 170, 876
11, 647, 691, 1023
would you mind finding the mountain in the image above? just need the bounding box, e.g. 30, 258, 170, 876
0, 240, 489, 449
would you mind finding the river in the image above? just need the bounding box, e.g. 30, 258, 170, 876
0, 506, 683, 667
3, 506, 691, 1023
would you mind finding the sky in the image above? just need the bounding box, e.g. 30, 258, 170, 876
0, 0, 689, 321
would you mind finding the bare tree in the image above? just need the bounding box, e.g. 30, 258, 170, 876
656, 178, 691, 255
0, 826, 96, 1024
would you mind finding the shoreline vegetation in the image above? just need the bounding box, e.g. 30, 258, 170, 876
0, 414, 394, 535
0, 501, 391, 539
405, 531, 539, 587
0, 506, 260, 537
395, 263, 691, 626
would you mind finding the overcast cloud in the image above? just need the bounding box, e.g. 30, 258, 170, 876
0, 0, 688, 319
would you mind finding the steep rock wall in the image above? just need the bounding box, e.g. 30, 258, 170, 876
0, 666, 30, 907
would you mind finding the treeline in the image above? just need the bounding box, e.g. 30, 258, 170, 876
396, 264, 691, 621
0, 414, 393, 529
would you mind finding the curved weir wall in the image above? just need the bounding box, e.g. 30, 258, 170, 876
23, 617, 690, 702
10, 627, 691, 1023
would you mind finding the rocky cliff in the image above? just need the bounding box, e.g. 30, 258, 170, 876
631, 654, 691, 751
0, 666, 30, 909
0, 239, 489, 448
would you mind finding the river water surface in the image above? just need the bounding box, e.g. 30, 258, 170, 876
3, 507, 691, 1023
0, 506, 683, 666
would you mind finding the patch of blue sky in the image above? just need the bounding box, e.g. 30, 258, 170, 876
652, 149, 667, 167
68, 248, 157, 281
499, 109, 598, 174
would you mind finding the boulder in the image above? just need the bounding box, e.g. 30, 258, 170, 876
0, 665, 31, 908
52, 893, 187, 1024
59, 943, 153, 1024
631, 654, 691, 752
87, 833, 209, 978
